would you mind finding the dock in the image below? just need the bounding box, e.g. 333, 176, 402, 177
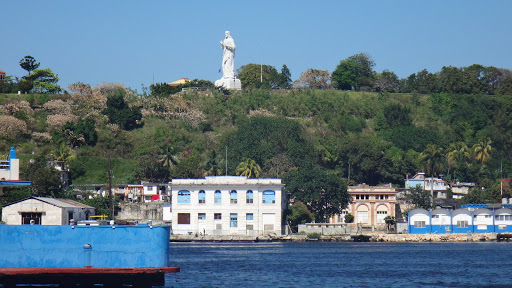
0, 267, 180, 287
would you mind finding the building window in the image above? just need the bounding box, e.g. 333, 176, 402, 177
147, 186, 153, 191
198, 190, 206, 204
496, 215, 512, 221
432, 215, 440, 219
246, 224, 254, 230
246, 213, 254, 221
214, 190, 222, 204
246, 190, 253, 204
198, 213, 206, 220
177, 213, 190, 224
457, 220, 468, 228
230, 190, 238, 204
230, 213, 238, 228
177, 190, 191, 204
214, 213, 222, 220
414, 221, 426, 228
262, 190, 275, 204
21, 213, 42, 225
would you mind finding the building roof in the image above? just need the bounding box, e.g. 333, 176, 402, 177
0, 70, 5, 74
168, 78, 189, 86
170, 176, 283, 186
3, 197, 94, 209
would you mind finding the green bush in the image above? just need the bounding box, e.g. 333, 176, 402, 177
307, 232, 321, 239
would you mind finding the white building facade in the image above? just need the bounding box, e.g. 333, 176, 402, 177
1, 197, 95, 225
170, 176, 286, 236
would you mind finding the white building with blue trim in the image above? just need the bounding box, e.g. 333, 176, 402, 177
169, 176, 286, 236
408, 204, 512, 234
0, 147, 31, 195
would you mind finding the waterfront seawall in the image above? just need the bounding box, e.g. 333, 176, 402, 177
170, 233, 505, 242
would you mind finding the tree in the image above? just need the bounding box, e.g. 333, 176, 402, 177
473, 137, 492, 164
445, 142, 471, 180
331, 59, 358, 90
236, 158, 262, 178
278, 64, 292, 89
400, 185, 432, 210
19, 55, 40, 75
460, 187, 492, 204
261, 154, 297, 178
50, 143, 75, 170
203, 151, 223, 177
135, 154, 170, 182
344, 213, 354, 223
64, 118, 98, 146
20, 156, 63, 197
23, 68, 62, 94
236, 63, 280, 89
227, 116, 315, 173
293, 69, 331, 89
284, 168, 350, 222
103, 88, 142, 130
383, 103, 412, 127
419, 144, 445, 177
159, 143, 180, 172
286, 201, 314, 228
374, 70, 399, 93
332, 53, 375, 91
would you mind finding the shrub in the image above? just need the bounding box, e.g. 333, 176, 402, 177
307, 232, 321, 239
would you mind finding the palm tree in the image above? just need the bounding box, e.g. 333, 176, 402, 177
420, 144, 445, 177
203, 151, 223, 177
420, 144, 445, 206
473, 137, 492, 164
158, 144, 180, 171
236, 158, 262, 178
446, 142, 471, 180
51, 143, 75, 170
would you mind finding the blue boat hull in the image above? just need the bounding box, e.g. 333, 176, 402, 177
0, 224, 170, 268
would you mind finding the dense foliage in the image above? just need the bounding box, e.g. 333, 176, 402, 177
1, 76, 512, 219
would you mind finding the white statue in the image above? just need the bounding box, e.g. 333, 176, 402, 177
215, 31, 241, 90
220, 31, 236, 79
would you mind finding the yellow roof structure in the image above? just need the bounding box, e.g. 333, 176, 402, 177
168, 78, 189, 86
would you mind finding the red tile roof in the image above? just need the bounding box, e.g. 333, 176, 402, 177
0, 70, 5, 74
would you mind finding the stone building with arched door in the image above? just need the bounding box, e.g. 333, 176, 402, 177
330, 184, 399, 231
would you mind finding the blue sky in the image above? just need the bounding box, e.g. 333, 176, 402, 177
1, 0, 511, 92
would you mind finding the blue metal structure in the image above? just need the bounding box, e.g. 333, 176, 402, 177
0, 224, 170, 268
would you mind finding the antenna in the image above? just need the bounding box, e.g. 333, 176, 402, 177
260, 42, 263, 83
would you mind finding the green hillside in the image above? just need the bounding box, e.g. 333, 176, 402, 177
1, 85, 512, 218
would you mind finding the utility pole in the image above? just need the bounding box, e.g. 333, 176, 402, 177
108, 155, 114, 220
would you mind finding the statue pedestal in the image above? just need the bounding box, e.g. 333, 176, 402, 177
215, 78, 241, 90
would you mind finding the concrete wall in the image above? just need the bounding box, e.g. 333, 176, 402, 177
117, 202, 163, 221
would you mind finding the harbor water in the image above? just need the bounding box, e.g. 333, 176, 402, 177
166, 242, 512, 288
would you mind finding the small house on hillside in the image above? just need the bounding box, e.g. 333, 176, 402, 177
1, 197, 95, 225
0, 70, 5, 81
